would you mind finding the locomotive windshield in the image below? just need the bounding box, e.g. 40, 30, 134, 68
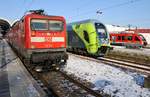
31, 19, 48, 30
49, 20, 63, 31
31, 19, 63, 31
95, 23, 107, 38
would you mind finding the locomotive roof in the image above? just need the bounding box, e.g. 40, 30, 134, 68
68, 19, 103, 25
20, 13, 65, 22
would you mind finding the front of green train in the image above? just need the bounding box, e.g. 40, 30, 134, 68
94, 21, 111, 56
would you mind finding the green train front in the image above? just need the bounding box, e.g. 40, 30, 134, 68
67, 19, 111, 56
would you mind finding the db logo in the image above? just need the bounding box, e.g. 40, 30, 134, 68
45, 37, 52, 42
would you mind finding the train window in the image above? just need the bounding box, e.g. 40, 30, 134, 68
83, 31, 89, 43
117, 36, 121, 40
135, 36, 140, 41
95, 23, 107, 38
75, 24, 80, 29
122, 36, 125, 40
49, 20, 63, 31
31, 19, 48, 30
127, 36, 132, 40
20, 22, 24, 32
112, 36, 116, 41
139, 35, 146, 41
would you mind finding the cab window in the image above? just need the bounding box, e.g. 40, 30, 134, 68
127, 36, 132, 40
31, 19, 48, 30
49, 20, 63, 31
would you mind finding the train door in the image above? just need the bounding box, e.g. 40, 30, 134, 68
112, 35, 116, 43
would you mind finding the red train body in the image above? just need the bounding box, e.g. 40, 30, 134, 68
6, 10, 68, 69
110, 32, 147, 48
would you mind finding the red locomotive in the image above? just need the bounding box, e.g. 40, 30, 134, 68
110, 32, 147, 48
6, 10, 68, 70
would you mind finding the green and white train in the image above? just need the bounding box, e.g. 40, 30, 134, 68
67, 19, 111, 56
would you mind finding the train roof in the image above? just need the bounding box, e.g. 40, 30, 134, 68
110, 32, 141, 35
68, 19, 103, 26
21, 10, 65, 21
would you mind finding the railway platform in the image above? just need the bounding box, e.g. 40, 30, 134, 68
0, 39, 47, 97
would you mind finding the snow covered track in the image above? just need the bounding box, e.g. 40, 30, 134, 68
65, 53, 150, 97
26, 69, 104, 97
99, 57, 150, 76
30, 68, 104, 97
68, 53, 150, 76
22, 57, 104, 97
58, 70, 104, 97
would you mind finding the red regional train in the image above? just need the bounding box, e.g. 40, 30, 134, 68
6, 10, 68, 70
110, 32, 147, 48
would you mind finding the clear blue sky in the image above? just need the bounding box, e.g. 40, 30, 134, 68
0, 0, 150, 28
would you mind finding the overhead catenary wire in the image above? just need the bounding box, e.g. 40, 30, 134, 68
96, 0, 142, 13
69, 0, 143, 19
58, 0, 96, 15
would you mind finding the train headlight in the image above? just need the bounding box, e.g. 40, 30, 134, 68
52, 64, 56, 66
47, 33, 50, 36
31, 45, 35, 48
61, 60, 65, 62
31, 31, 36, 36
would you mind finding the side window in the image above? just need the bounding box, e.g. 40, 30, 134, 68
21, 20, 24, 32
122, 36, 125, 40
112, 36, 116, 41
127, 36, 132, 40
117, 36, 121, 40
75, 24, 80, 29
83, 31, 89, 43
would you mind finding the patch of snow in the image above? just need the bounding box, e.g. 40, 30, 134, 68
113, 46, 150, 56
64, 55, 150, 97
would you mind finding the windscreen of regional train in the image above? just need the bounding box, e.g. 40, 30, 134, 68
139, 35, 146, 41
139, 34, 147, 46
95, 23, 107, 39
31, 19, 64, 31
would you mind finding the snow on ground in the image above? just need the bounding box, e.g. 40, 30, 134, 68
64, 55, 150, 97
112, 45, 150, 56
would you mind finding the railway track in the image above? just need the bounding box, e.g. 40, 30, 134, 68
68, 53, 150, 76
20, 55, 105, 97
26, 66, 105, 97
98, 57, 150, 75
58, 70, 105, 97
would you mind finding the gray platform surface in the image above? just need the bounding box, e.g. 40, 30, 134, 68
0, 39, 47, 97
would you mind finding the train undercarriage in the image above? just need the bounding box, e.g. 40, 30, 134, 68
9, 43, 68, 72
67, 46, 109, 57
